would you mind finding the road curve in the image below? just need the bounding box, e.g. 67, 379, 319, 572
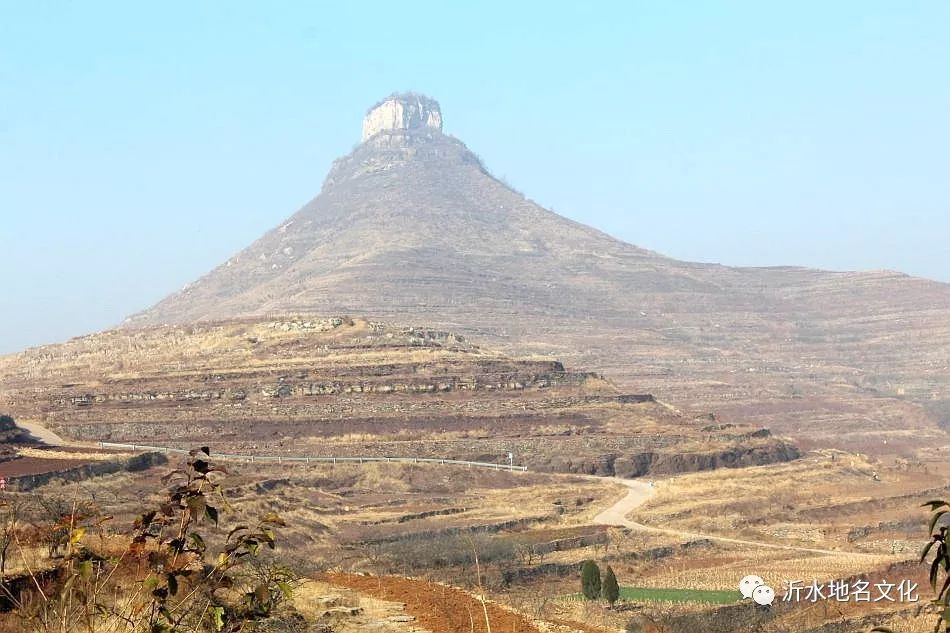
592, 477, 878, 558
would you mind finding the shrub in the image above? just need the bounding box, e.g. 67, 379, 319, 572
602, 564, 620, 605
625, 620, 644, 633
581, 559, 601, 600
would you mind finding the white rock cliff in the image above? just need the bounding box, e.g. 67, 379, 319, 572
361, 93, 443, 142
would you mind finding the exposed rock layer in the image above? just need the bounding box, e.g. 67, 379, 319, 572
0, 317, 796, 474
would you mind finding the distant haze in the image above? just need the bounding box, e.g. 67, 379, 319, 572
1, 2, 948, 353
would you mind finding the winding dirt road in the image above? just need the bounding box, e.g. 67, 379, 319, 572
592, 477, 878, 557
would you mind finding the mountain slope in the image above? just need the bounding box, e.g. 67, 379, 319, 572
129, 94, 950, 449
0, 316, 798, 475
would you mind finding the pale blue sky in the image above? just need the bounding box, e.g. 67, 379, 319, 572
1, 2, 948, 353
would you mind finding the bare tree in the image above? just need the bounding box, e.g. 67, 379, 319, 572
0, 494, 29, 579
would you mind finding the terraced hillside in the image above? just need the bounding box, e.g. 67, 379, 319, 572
127, 94, 950, 452
0, 317, 795, 474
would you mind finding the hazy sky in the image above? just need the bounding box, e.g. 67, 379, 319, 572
2, 2, 948, 353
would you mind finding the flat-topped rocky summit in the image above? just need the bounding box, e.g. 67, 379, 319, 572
361, 92, 443, 142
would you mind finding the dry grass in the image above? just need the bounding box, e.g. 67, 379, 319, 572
15, 448, 128, 462
629, 546, 896, 591
636, 450, 948, 552
0, 318, 493, 386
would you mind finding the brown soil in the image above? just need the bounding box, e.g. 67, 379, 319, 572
0, 456, 89, 478
322, 572, 541, 633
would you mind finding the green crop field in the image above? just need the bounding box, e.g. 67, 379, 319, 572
564, 587, 742, 605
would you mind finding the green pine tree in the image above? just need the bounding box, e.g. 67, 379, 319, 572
581, 559, 601, 600
602, 564, 620, 605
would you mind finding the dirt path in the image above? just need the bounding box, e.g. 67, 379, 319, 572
14, 420, 70, 446
322, 573, 542, 633
592, 477, 878, 558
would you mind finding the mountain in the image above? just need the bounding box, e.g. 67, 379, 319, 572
129, 93, 950, 451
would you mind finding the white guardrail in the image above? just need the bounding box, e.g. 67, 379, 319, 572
97, 442, 528, 472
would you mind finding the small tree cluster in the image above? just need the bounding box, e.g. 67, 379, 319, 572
581, 560, 620, 605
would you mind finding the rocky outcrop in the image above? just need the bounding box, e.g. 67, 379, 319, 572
529, 439, 801, 477
613, 441, 802, 477
0, 317, 794, 476
361, 93, 442, 142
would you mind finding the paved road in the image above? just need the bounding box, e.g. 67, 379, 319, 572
592, 477, 878, 558
10, 421, 526, 472
14, 420, 69, 446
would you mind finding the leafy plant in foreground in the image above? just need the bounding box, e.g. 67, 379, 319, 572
921, 499, 950, 633
130, 447, 292, 632
9, 447, 295, 633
